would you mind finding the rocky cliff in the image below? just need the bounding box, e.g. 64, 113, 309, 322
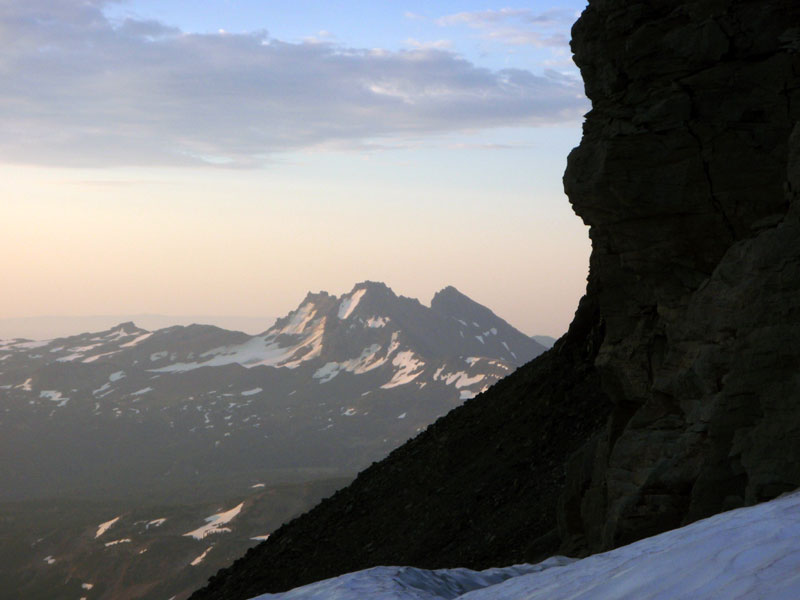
560, 0, 800, 553
191, 1, 800, 597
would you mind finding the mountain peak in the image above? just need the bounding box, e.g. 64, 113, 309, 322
431, 285, 469, 304
430, 286, 490, 320
351, 280, 391, 293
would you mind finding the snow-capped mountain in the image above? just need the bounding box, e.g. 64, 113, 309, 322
252, 490, 800, 600
0, 282, 545, 600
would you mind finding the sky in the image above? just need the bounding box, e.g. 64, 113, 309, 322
0, 0, 591, 338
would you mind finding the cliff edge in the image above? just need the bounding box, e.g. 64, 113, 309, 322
560, 0, 800, 553
191, 1, 800, 598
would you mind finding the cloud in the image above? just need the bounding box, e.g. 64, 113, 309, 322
404, 38, 453, 50
436, 8, 576, 48
0, 0, 587, 168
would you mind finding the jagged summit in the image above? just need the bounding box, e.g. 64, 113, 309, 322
431, 285, 507, 324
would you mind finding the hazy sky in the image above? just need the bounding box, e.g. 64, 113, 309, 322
1, 0, 591, 338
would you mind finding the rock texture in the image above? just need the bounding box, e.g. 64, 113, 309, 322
190, 1, 800, 597
560, 0, 800, 553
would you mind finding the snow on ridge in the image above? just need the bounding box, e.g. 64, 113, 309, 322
120, 332, 152, 348
151, 318, 327, 373
280, 303, 317, 335
313, 344, 387, 383
433, 369, 485, 389
184, 502, 244, 540
255, 491, 800, 600
83, 351, 119, 363
190, 546, 213, 566
381, 351, 425, 389
338, 288, 367, 320
95, 516, 120, 538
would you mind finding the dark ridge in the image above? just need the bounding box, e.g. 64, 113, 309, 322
189, 295, 610, 599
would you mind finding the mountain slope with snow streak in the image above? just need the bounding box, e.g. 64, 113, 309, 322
0, 281, 545, 503
253, 491, 800, 600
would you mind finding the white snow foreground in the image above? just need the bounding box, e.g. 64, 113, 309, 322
250, 561, 570, 600
251, 490, 800, 600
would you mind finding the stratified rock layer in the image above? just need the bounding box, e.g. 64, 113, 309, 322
190, 1, 800, 598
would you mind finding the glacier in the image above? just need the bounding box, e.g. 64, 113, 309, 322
252, 490, 800, 599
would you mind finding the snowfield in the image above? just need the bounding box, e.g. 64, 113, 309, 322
251, 490, 800, 600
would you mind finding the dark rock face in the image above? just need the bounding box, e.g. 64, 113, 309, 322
561, 0, 800, 552
190, 1, 800, 597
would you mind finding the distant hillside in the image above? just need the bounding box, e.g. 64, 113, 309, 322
0, 282, 544, 600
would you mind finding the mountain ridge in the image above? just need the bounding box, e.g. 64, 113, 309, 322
189, 0, 800, 597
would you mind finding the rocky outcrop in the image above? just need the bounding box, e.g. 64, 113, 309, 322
559, 0, 800, 552
190, 1, 800, 597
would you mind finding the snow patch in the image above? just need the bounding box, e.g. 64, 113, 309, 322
338, 288, 367, 320
43, 555, 56, 565
152, 318, 326, 372
146, 518, 166, 529
241, 388, 262, 396
250, 562, 567, 600
281, 303, 317, 335
434, 370, 485, 389
184, 502, 244, 540
131, 387, 153, 396
190, 546, 213, 566
40, 390, 69, 406
95, 516, 120, 538
104, 538, 131, 547
109, 370, 126, 382
313, 344, 387, 383
120, 332, 152, 347
251, 533, 271, 541
381, 351, 425, 389
366, 316, 389, 328
83, 351, 118, 363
